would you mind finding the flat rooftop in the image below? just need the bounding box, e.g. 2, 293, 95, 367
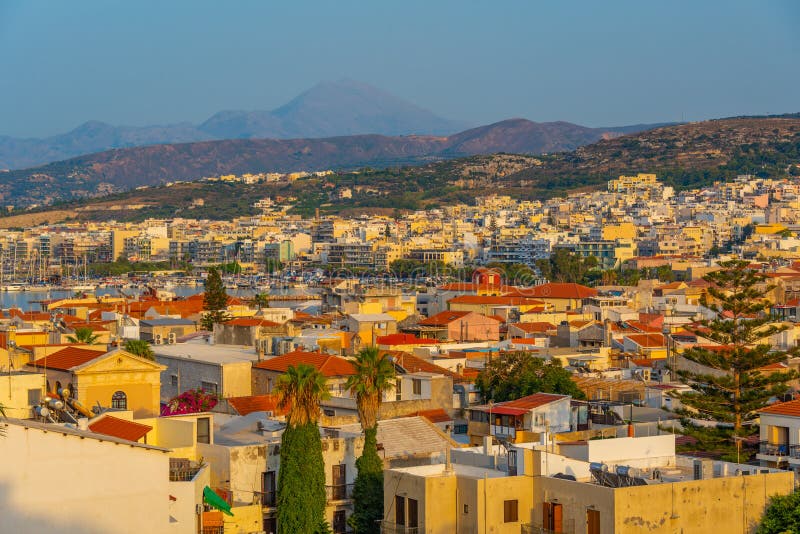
391, 462, 507, 480
153, 343, 259, 364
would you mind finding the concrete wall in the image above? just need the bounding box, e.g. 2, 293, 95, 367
0, 372, 44, 418
158, 356, 221, 401
168, 464, 209, 534
221, 361, 254, 398
0, 421, 170, 534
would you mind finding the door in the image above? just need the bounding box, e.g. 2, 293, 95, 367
333, 510, 347, 533
408, 498, 418, 528
262, 471, 276, 507
332, 463, 347, 500
587, 509, 600, 534
543, 502, 563, 532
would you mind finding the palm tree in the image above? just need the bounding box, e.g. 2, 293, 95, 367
345, 347, 396, 431
275, 364, 330, 533
123, 339, 155, 360
346, 347, 396, 534
67, 326, 100, 344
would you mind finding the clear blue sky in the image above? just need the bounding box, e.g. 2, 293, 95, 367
1, 0, 798, 137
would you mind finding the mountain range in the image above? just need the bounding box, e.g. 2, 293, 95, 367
0, 79, 666, 171
0, 116, 676, 207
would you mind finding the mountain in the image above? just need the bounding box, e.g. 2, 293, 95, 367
0, 80, 468, 170
3, 115, 798, 228
0, 118, 669, 207
198, 79, 470, 139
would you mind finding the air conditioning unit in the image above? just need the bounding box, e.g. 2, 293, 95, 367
154, 334, 163, 345
168, 332, 177, 344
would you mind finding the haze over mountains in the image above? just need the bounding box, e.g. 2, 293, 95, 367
0, 79, 666, 170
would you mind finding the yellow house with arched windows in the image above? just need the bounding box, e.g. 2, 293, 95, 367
27, 347, 165, 417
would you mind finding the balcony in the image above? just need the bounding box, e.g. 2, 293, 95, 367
380, 522, 419, 534
759, 441, 790, 457
253, 490, 276, 508
326, 483, 354, 502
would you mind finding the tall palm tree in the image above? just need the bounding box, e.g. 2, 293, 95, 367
123, 339, 155, 360
346, 347, 396, 534
67, 326, 100, 344
275, 364, 330, 534
345, 347, 396, 431
276, 363, 330, 426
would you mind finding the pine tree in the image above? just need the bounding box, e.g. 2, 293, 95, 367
674, 259, 797, 432
201, 267, 230, 330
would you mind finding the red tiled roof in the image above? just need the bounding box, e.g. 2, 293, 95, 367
89, 415, 152, 442
227, 394, 288, 416
500, 392, 568, 410
253, 350, 355, 377
376, 333, 438, 346
759, 399, 800, 417
504, 283, 597, 300
28, 347, 107, 371
413, 408, 453, 424
447, 295, 546, 306
383, 351, 460, 379
418, 311, 470, 326
625, 333, 666, 348
512, 322, 556, 333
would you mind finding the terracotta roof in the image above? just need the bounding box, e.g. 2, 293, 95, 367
625, 333, 665, 348
89, 415, 152, 442
510, 337, 546, 345
418, 311, 470, 326
504, 283, 597, 300
28, 347, 107, 371
759, 399, 800, 417
383, 351, 460, 379
252, 350, 355, 377
499, 392, 568, 410
227, 394, 288, 416
224, 318, 281, 328
413, 408, 453, 424
447, 295, 546, 306
376, 333, 438, 346
624, 320, 663, 333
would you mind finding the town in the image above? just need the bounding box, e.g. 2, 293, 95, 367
0, 171, 800, 533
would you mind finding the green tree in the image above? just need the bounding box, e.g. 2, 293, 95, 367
345, 348, 396, 533
254, 293, 270, 310
67, 327, 100, 344
674, 260, 797, 432
757, 489, 800, 534
536, 249, 598, 284
475, 352, 586, 402
123, 339, 155, 360
201, 267, 230, 330
276, 364, 330, 534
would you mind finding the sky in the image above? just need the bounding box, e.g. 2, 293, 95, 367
0, 0, 798, 137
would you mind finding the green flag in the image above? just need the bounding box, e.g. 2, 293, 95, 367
203, 486, 234, 517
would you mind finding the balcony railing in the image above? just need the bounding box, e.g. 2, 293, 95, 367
326, 483, 354, 502
380, 522, 420, 534
252, 490, 277, 507
760, 441, 791, 457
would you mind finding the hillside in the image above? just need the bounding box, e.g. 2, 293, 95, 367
0, 118, 661, 207
5, 116, 799, 227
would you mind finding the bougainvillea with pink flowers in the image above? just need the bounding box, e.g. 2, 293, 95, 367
161, 388, 219, 416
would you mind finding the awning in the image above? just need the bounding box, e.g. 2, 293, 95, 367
203, 486, 234, 517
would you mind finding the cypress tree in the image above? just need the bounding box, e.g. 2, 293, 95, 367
201, 266, 230, 330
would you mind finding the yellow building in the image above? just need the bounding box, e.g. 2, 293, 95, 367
27, 347, 165, 417
601, 222, 637, 241
608, 173, 658, 194
382, 436, 795, 534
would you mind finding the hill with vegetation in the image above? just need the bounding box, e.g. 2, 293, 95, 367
2, 116, 798, 226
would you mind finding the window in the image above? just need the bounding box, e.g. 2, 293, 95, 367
262, 471, 276, 507
395, 378, 402, 401
463, 504, 469, 514
171, 374, 178, 387
324, 408, 335, 417
408, 498, 418, 528
504, 499, 519, 523
201, 381, 218, 395
27, 388, 41, 406
111, 391, 127, 410
395, 495, 405, 526
412, 378, 422, 396
543, 502, 562, 531
333, 510, 347, 533
197, 416, 211, 444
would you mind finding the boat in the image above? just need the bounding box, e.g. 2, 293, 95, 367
4, 284, 24, 292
